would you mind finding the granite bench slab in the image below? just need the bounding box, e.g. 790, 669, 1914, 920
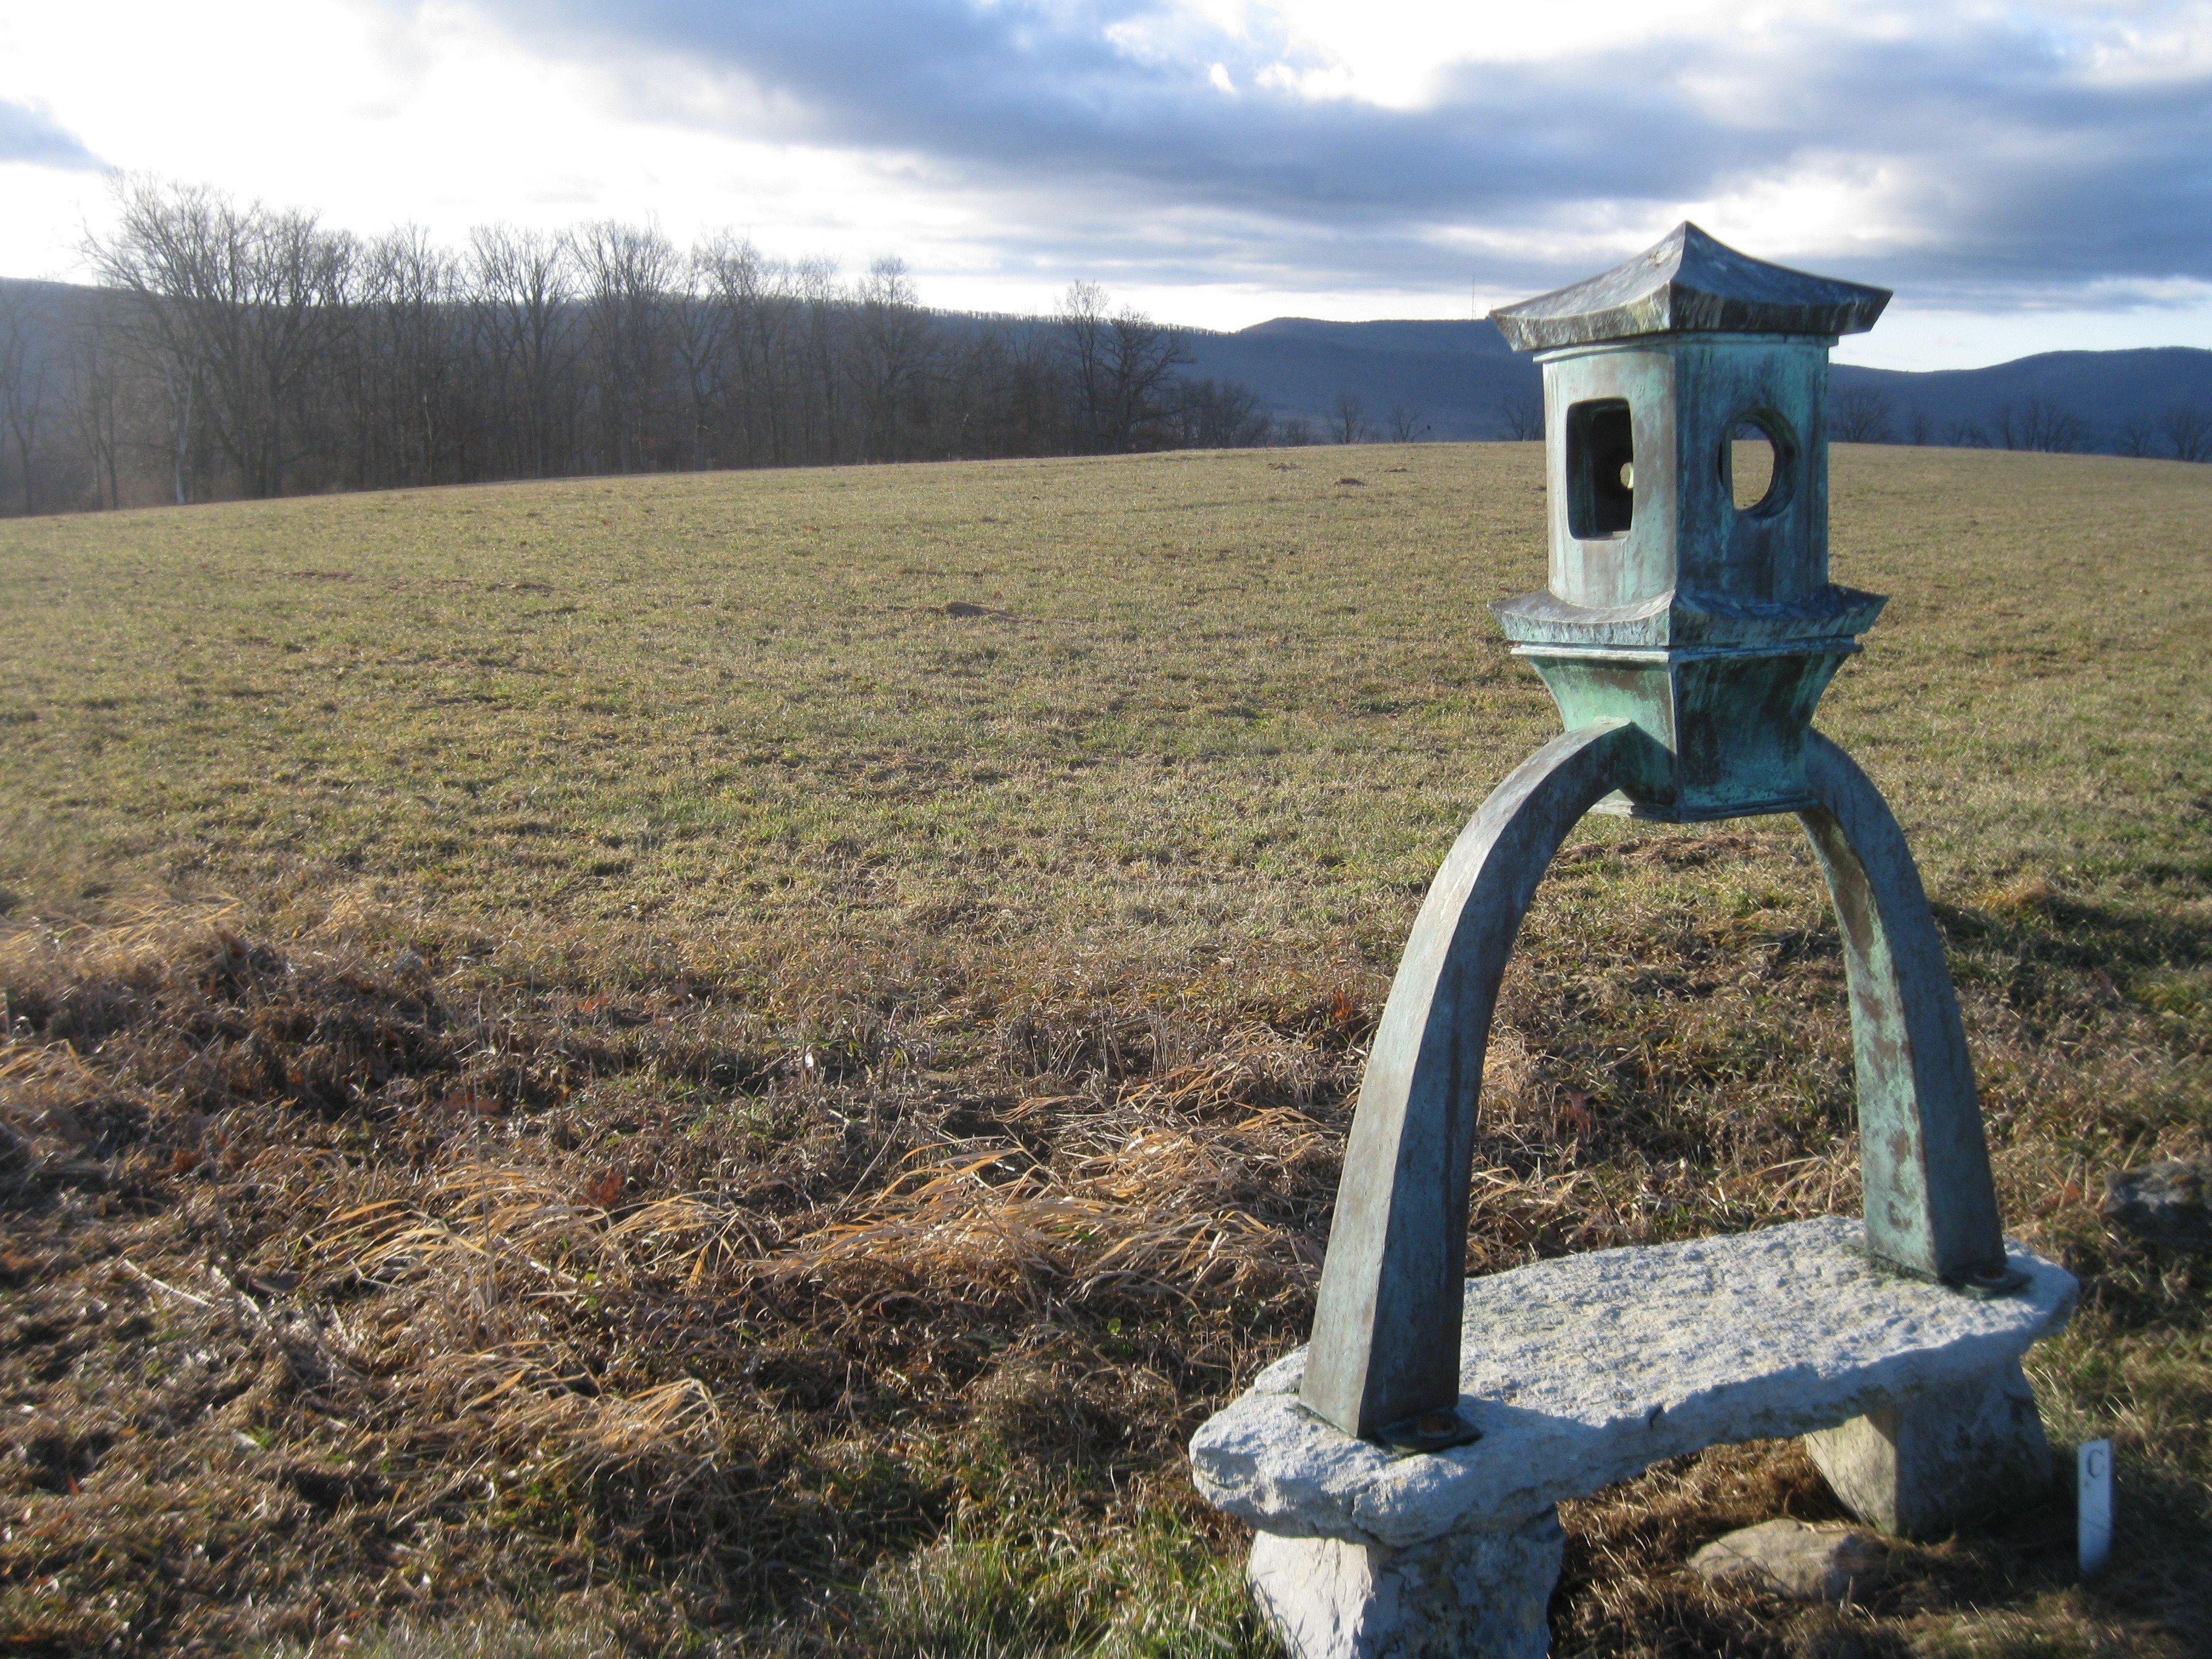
1190, 1216, 2074, 1549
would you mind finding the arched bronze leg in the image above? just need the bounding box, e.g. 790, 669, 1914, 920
1300, 722, 1646, 1441
1798, 734, 2006, 1282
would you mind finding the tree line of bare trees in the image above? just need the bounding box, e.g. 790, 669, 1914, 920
7, 179, 2210, 515
0, 179, 1281, 518
1824, 383, 2211, 457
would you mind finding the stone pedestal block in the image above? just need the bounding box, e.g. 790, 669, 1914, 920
1249, 1509, 1563, 1659
1193, 1220, 2074, 1547
1804, 1358, 2054, 1538
1193, 1221, 2075, 1658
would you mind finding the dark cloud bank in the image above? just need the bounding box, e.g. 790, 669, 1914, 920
395, 0, 2212, 309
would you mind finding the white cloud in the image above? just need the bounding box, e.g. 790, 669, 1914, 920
0, 0, 2208, 367
0, 1, 1010, 282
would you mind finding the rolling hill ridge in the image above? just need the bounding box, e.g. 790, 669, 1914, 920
1179, 313, 2212, 447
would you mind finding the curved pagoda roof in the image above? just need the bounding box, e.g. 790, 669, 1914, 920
1490, 223, 1890, 352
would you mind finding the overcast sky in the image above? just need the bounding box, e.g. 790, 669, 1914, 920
4, 0, 2210, 369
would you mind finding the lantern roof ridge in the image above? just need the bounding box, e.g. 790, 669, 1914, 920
1490, 223, 1891, 352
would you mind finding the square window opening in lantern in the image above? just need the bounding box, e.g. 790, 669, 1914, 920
1566, 398, 1634, 539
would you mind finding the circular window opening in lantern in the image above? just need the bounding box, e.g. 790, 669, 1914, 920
1723, 411, 1795, 517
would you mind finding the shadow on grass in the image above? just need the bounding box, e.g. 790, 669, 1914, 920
1939, 886, 2212, 1007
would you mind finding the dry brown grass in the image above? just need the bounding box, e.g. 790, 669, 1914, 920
1, 444, 2207, 1656
0, 905, 1350, 1652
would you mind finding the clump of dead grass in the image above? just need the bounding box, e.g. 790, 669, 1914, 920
1, 868, 2204, 1657
0, 906, 1367, 1652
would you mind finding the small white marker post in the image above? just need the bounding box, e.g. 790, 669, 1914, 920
2078, 1439, 2113, 1577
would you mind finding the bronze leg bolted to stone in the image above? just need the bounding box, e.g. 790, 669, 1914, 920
1795, 736, 2014, 1290
1298, 719, 1652, 1444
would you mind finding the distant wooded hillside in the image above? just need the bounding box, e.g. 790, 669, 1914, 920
0, 181, 1281, 517
1178, 315, 2212, 455
4, 189, 2208, 518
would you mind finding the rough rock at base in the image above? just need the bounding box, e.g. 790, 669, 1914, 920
1249, 1509, 1564, 1659
1689, 1519, 1886, 1602
2103, 1160, 2212, 1252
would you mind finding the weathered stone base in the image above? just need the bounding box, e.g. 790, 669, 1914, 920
1249, 1509, 1564, 1659
1192, 1220, 2075, 1547
1805, 1358, 2054, 1538
1195, 1224, 2075, 1657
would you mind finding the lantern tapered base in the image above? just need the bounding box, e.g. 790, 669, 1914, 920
1515, 643, 1854, 823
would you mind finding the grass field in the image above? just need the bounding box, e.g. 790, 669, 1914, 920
1, 442, 2207, 1658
